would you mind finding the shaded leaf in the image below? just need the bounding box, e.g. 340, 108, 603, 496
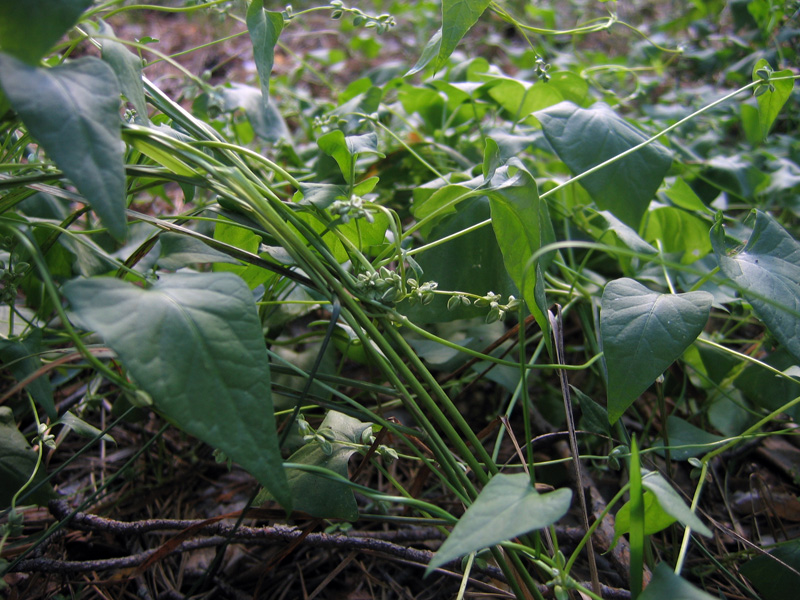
653, 416, 725, 460
638, 563, 717, 600
157, 232, 240, 270
740, 538, 800, 600
712, 210, 800, 361
601, 278, 712, 423
97, 21, 148, 125
0, 406, 56, 508
643, 206, 712, 264
270, 411, 372, 521
0, 0, 91, 64
62, 273, 290, 510
534, 101, 672, 228
0, 330, 55, 420
428, 473, 572, 571
0, 54, 127, 240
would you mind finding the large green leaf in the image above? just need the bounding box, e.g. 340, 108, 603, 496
438, 0, 492, 69
317, 130, 384, 184
712, 210, 800, 361
62, 273, 290, 509
534, 101, 672, 228
643, 206, 712, 264
0, 54, 127, 240
0, 406, 56, 508
246, 0, 283, 105
612, 490, 677, 550
428, 473, 572, 571
0, 0, 92, 64
97, 21, 149, 125
601, 278, 712, 423
638, 563, 717, 600
259, 411, 372, 521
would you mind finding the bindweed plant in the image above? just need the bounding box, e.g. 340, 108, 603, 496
0, 0, 799, 598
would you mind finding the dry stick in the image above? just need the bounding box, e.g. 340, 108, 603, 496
548, 305, 601, 596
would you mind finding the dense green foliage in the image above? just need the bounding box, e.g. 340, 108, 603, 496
1, 1, 799, 598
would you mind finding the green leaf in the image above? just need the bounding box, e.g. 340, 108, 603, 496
270, 411, 372, 521
217, 83, 289, 142
535, 101, 672, 228
753, 59, 794, 141
428, 473, 572, 571
438, 0, 492, 69
664, 178, 713, 215
641, 470, 712, 537
246, 0, 284, 105
613, 490, 677, 550
0, 330, 55, 420
62, 273, 291, 510
601, 278, 712, 424
406, 28, 442, 76
487, 160, 555, 343
0, 406, 56, 508
740, 538, 800, 600
0, 54, 127, 240
97, 21, 149, 125
643, 206, 712, 264
740, 103, 762, 146
213, 217, 274, 289
653, 416, 725, 460
629, 437, 645, 599
486, 72, 589, 122
0, 0, 92, 64
572, 385, 610, 437
638, 563, 717, 600
317, 130, 384, 184
57, 411, 116, 444
157, 232, 241, 270
712, 210, 800, 361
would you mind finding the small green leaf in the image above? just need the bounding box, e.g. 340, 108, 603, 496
601, 278, 712, 424
613, 490, 677, 550
643, 206, 712, 264
0, 0, 92, 64
653, 416, 725, 460
0, 330, 55, 420
317, 130, 384, 184
438, 0, 492, 69
271, 411, 372, 521
0, 54, 127, 240
664, 178, 713, 215
406, 28, 442, 76
0, 406, 56, 508
62, 273, 291, 510
752, 58, 794, 141
641, 470, 712, 537
97, 21, 149, 125
638, 563, 717, 600
213, 217, 274, 289
534, 101, 672, 228
57, 411, 116, 443
246, 0, 284, 106
157, 232, 240, 270
428, 473, 572, 572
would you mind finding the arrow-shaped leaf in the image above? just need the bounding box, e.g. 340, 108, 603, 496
601, 278, 712, 423
63, 273, 290, 509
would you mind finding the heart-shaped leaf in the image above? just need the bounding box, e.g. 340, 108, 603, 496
439, 0, 492, 69
0, 54, 127, 240
601, 278, 712, 423
534, 101, 672, 228
62, 273, 290, 509
712, 210, 800, 361
428, 473, 572, 571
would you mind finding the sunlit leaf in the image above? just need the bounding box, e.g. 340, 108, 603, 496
438, 0, 492, 69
